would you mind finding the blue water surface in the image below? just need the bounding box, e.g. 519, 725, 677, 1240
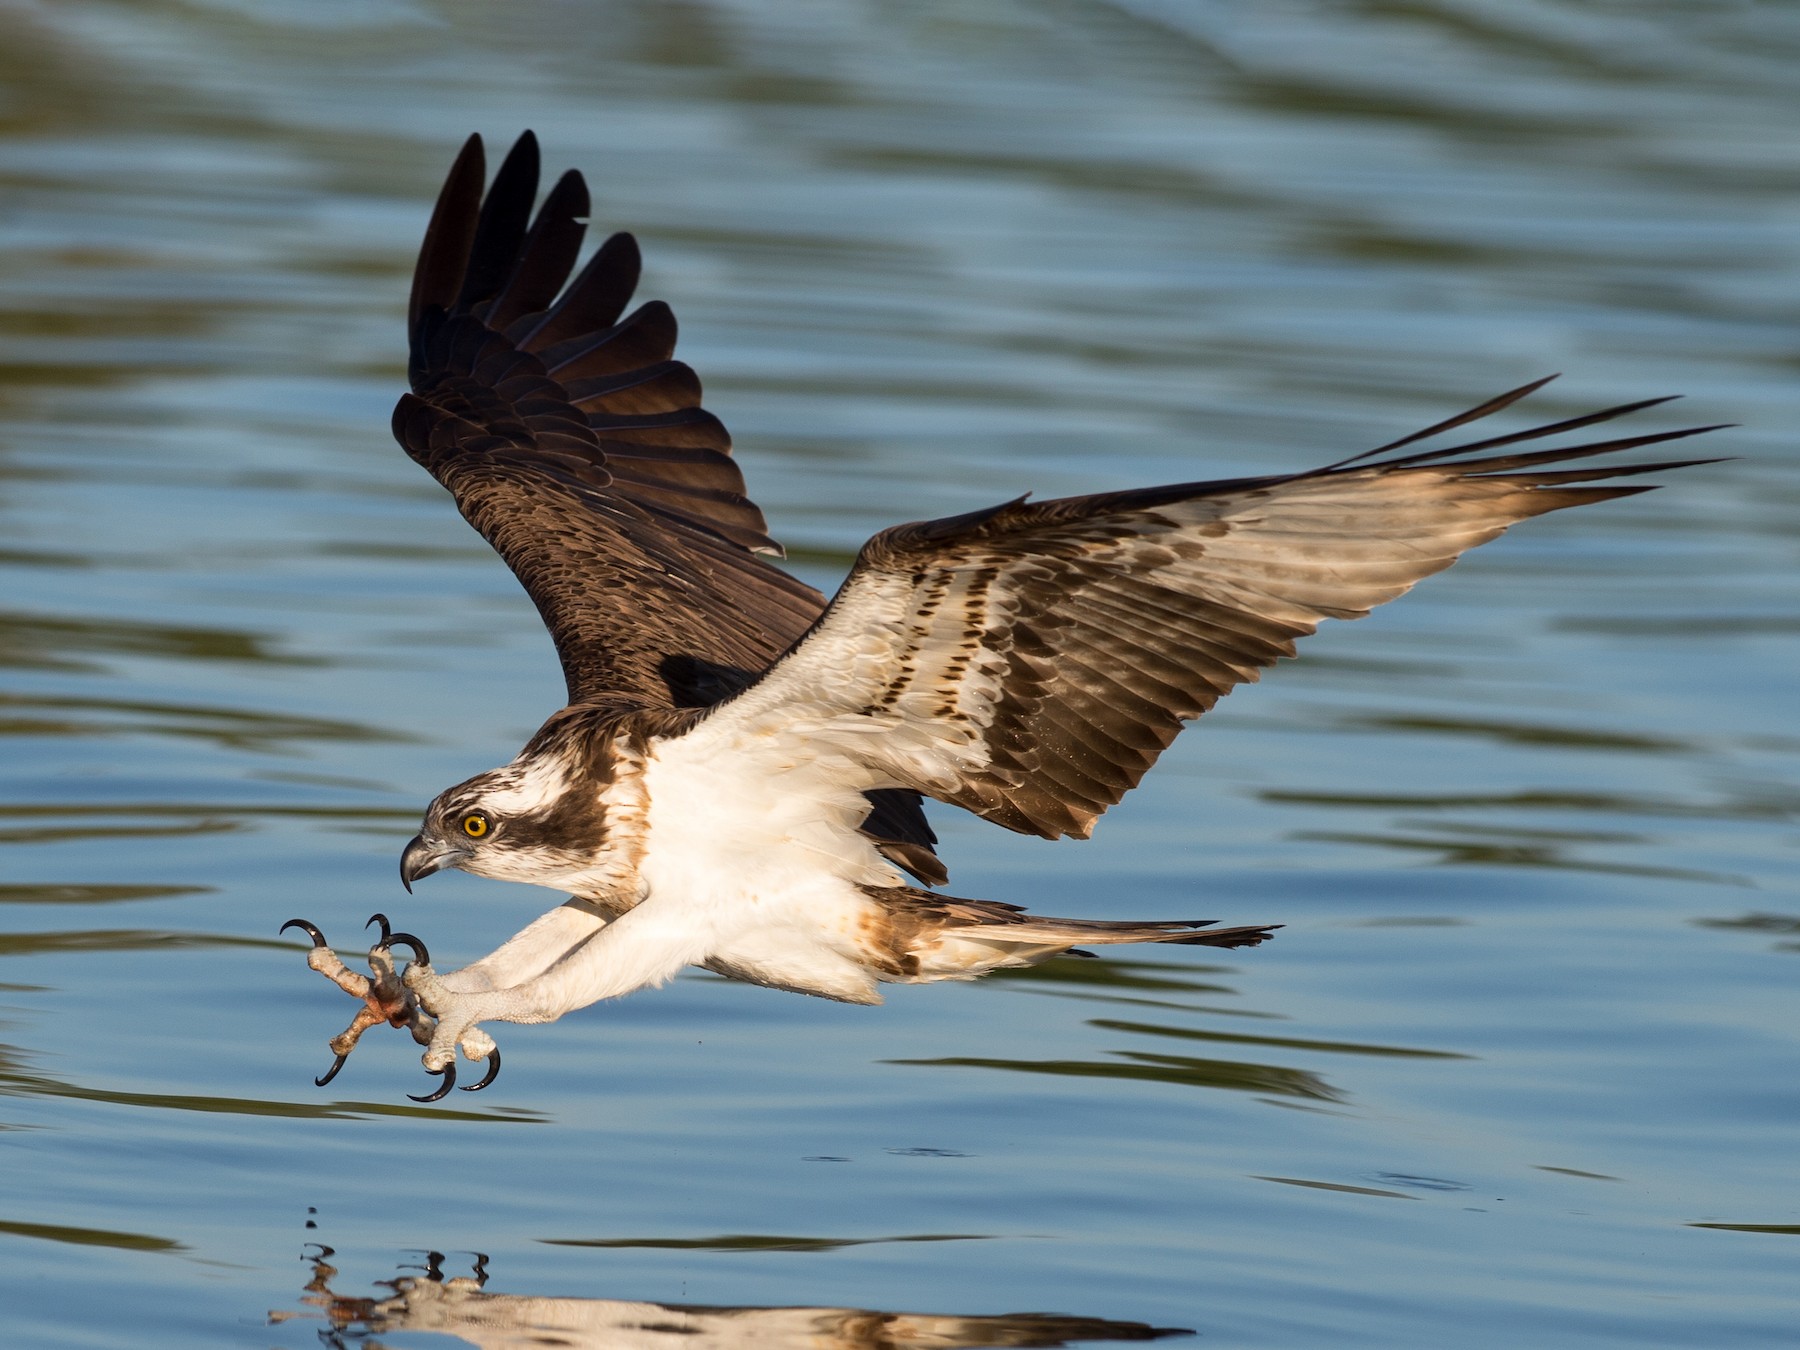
0, 2, 1796, 1346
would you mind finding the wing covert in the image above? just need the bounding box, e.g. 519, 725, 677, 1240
690, 385, 1721, 840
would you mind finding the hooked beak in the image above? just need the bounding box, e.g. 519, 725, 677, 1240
400, 834, 466, 893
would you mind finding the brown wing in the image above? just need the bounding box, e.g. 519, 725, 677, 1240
395, 130, 823, 706
693, 381, 1722, 840
395, 132, 942, 883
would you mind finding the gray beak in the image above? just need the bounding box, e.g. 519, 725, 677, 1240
400, 834, 464, 893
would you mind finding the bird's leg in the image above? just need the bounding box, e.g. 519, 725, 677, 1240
370, 930, 492, 1100
287, 907, 613, 1099
426, 899, 617, 995
401, 900, 703, 1077
397, 900, 615, 1035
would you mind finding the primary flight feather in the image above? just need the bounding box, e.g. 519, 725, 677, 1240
285, 132, 1719, 1099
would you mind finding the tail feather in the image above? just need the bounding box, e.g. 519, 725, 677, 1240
865, 887, 1280, 984
961, 917, 1281, 951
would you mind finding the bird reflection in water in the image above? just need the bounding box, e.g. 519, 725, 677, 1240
272, 1248, 1191, 1350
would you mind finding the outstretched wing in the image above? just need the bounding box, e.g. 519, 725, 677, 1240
395, 132, 943, 884
687, 382, 1721, 840
394, 130, 822, 707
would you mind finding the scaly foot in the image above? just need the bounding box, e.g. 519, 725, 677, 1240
399, 951, 503, 1100
284, 918, 504, 1099
281, 914, 434, 1087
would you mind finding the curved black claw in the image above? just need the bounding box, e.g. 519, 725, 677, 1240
380, 932, 430, 966
408, 1062, 455, 1103
460, 1047, 501, 1093
280, 919, 329, 947
364, 913, 392, 943
314, 1052, 350, 1088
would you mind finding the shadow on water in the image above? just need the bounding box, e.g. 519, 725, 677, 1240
0, 612, 321, 673
891, 1051, 1343, 1104
541, 1234, 995, 1253
895, 959, 1346, 1101
897, 957, 1480, 1103
1083, 1019, 1470, 1062
1553, 614, 1800, 638
1335, 712, 1690, 755
0, 882, 210, 905
0, 1217, 184, 1254
1290, 821, 1750, 886
0, 798, 413, 855
0, 1040, 541, 1126
0, 927, 286, 956
271, 1249, 1193, 1348
1692, 912, 1800, 953
0, 690, 408, 751
983, 954, 1286, 1018
0, 817, 244, 847
1253, 1176, 1418, 1201
1261, 787, 1800, 824
985, 956, 1242, 998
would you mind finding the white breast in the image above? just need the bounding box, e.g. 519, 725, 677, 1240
632, 729, 908, 1003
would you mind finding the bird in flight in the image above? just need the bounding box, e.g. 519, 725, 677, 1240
284, 132, 1718, 1101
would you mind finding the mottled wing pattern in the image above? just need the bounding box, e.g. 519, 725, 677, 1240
395, 131, 943, 883
394, 130, 821, 706
697, 383, 1720, 839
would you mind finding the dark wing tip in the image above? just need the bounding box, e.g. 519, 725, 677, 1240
1306, 380, 1729, 490
1327, 374, 1562, 470
407, 134, 488, 342
454, 131, 542, 315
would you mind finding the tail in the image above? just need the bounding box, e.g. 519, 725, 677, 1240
964, 916, 1282, 952
865, 886, 1279, 985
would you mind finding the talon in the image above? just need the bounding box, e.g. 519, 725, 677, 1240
281, 919, 329, 947
364, 913, 392, 943
408, 1062, 455, 1102
381, 931, 430, 966
460, 1047, 501, 1092
314, 1052, 350, 1088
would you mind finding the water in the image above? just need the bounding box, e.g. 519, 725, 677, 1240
1, 1, 1796, 1345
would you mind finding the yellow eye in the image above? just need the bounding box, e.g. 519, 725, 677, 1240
462, 813, 489, 839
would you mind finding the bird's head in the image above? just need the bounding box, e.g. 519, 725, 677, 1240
400, 751, 607, 892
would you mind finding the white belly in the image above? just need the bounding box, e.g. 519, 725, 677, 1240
633, 730, 908, 1003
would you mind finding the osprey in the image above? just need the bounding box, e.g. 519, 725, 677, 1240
285, 132, 1718, 1101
